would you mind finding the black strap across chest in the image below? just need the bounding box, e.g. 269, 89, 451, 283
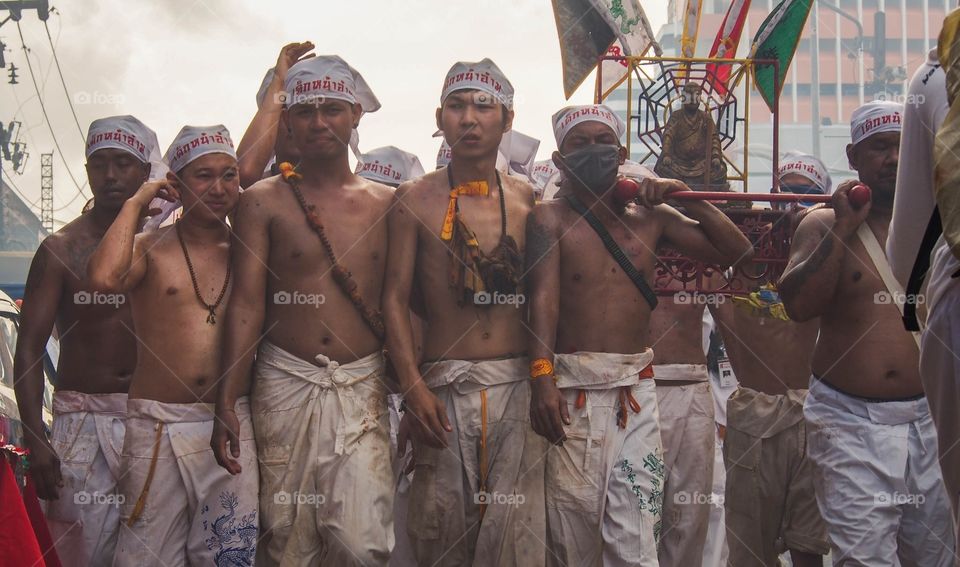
564, 194, 658, 311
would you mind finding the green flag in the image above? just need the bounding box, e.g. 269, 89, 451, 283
751, 0, 813, 112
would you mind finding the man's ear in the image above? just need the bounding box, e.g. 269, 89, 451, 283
502, 108, 515, 134
142, 162, 152, 183
552, 150, 566, 173
281, 107, 292, 133
618, 145, 628, 165
166, 170, 185, 193
352, 103, 363, 129
846, 143, 858, 171
435, 107, 443, 133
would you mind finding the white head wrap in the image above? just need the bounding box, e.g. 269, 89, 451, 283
85, 115, 160, 166
850, 101, 903, 146
551, 104, 626, 148
284, 55, 380, 159
163, 125, 236, 174
778, 151, 832, 193
355, 146, 425, 185
441, 58, 514, 109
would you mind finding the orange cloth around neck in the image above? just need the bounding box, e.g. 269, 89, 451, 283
440, 180, 490, 241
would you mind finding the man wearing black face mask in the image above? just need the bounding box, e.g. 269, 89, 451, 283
526, 104, 753, 566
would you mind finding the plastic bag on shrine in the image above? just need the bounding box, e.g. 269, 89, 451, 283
935, 8, 960, 262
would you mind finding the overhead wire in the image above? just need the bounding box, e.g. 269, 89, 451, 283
14, 21, 89, 202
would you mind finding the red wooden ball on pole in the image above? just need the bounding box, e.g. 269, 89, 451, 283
613, 178, 640, 207
848, 184, 871, 208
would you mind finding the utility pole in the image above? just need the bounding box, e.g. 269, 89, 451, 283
811, 0, 821, 159
0, 2, 48, 247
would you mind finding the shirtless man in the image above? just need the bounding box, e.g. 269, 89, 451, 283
13, 115, 157, 567
236, 41, 313, 187
526, 104, 753, 566
87, 125, 259, 566
712, 152, 831, 567
383, 59, 546, 566
211, 55, 396, 566
780, 101, 955, 565
647, 202, 744, 566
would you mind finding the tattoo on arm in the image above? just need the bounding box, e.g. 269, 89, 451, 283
525, 218, 557, 272
780, 232, 835, 301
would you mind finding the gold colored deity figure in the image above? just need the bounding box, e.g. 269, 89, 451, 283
655, 82, 729, 189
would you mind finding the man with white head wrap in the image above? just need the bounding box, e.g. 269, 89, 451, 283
211, 54, 396, 566
88, 125, 260, 566
527, 104, 751, 566
780, 101, 955, 565
356, 146, 425, 188
383, 58, 547, 567
776, 151, 832, 208
707, 150, 831, 567
236, 42, 314, 188
14, 115, 156, 567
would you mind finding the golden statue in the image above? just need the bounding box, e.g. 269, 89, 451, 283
655, 82, 729, 189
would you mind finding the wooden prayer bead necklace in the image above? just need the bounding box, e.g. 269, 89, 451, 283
176, 221, 231, 325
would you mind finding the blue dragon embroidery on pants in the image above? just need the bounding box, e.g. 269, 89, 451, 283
204, 491, 258, 566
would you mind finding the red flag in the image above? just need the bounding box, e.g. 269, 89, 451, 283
24, 476, 63, 567
706, 0, 752, 95
0, 457, 45, 567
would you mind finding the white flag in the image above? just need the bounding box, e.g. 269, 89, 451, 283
589, 0, 661, 98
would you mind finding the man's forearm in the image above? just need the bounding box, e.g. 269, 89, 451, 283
685, 202, 753, 263
88, 200, 141, 291
216, 304, 264, 408
13, 349, 49, 444
780, 230, 849, 319
237, 98, 282, 187
384, 298, 425, 393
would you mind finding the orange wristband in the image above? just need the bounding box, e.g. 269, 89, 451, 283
530, 358, 555, 380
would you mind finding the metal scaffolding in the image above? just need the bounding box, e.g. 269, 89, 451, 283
40, 152, 52, 233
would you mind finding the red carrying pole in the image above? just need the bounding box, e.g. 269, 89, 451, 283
667, 192, 831, 203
